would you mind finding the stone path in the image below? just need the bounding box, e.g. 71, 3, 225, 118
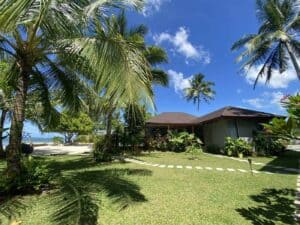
295, 175, 300, 222
203, 153, 300, 174
124, 158, 280, 175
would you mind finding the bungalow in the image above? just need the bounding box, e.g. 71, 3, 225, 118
146, 106, 284, 147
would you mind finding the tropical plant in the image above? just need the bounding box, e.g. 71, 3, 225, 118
184, 73, 215, 111
52, 136, 64, 145
0, 0, 152, 182
224, 137, 253, 158
168, 131, 202, 152
232, 0, 300, 87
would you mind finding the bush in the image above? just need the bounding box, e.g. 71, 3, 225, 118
168, 131, 203, 152
185, 145, 202, 155
93, 137, 113, 162
253, 133, 288, 156
224, 137, 252, 158
74, 135, 96, 143
52, 136, 64, 144
0, 156, 52, 195
205, 144, 221, 154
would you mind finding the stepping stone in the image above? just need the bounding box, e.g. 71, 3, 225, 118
176, 165, 183, 169
252, 170, 260, 174
186, 166, 193, 169
297, 187, 300, 192
238, 169, 247, 173
167, 165, 174, 168
216, 168, 224, 171
284, 168, 299, 172
252, 162, 264, 165
196, 166, 203, 170
227, 168, 235, 172
159, 165, 166, 168
153, 164, 159, 167
205, 167, 213, 170
295, 200, 300, 206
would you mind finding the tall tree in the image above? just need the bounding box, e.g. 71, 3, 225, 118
232, 0, 300, 87
102, 11, 169, 144
0, 0, 152, 182
184, 73, 215, 111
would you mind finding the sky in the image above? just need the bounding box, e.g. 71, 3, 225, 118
24, 0, 299, 137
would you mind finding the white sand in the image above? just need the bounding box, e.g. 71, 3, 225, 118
33, 144, 93, 156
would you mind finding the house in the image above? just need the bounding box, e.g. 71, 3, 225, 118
146, 106, 284, 147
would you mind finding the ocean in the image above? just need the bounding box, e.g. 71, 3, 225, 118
2, 137, 54, 148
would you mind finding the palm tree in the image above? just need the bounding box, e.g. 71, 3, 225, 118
0, 0, 152, 181
184, 74, 215, 111
102, 11, 169, 142
232, 0, 300, 87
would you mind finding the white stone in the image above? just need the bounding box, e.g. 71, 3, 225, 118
253, 162, 264, 165
238, 169, 247, 173
252, 170, 260, 174
196, 166, 203, 170
186, 166, 193, 169
216, 168, 224, 171
167, 165, 174, 168
159, 165, 166, 168
295, 200, 300, 205
176, 165, 183, 169
205, 167, 213, 170
227, 168, 235, 172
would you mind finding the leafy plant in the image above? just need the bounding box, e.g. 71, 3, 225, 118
52, 136, 64, 145
224, 137, 252, 158
93, 137, 112, 162
168, 131, 202, 152
253, 133, 287, 156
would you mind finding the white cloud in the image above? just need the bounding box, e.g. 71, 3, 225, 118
168, 69, 192, 94
242, 91, 286, 112
142, 0, 170, 16
244, 65, 298, 89
154, 27, 211, 64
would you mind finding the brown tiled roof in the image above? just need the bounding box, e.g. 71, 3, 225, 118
146, 106, 284, 125
146, 112, 197, 125
193, 106, 284, 124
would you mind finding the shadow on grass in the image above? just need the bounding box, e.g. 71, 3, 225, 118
1, 156, 150, 225
236, 188, 296, 225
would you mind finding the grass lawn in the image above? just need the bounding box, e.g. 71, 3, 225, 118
0, 151, 299, 225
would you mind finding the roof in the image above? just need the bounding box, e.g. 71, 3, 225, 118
146, 112, 197, 125
146, 106, 284, 125
193, 106, 284, 124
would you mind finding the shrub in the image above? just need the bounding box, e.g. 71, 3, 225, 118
52, 136, 64, 144
253, 133, 287, 156
74, 135, 96, 143
205, 144, 221, 154
185, 145, 202, 155
0, 156, 52, 194
168, 131, 202, 152
93, 137, 112, 162
224, 137, 252, 158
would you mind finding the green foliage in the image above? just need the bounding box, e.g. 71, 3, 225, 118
93, 137, 112, 162
52, 112, 94, 143
52, 136, 64, 145
232, 0, 300, 86
185, 145, 202, 156
184, 73, 215, 111
74, 135, 96, 144
204, 144, 221, 154
224, 137, 252, 158
253, 133, 288, 156
168, 131, 203, 152
1, 156, 52, 194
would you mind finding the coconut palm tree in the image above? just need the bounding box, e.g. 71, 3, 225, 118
184, 73, 215, 111
0, 0, 152, 181
232, 0, 300, 87
102, 11, 168, 142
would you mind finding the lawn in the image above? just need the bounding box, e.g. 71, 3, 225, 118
0, 151, 299, 225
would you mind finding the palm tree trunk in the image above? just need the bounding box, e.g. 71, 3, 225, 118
0, 110, 7, 158
6, 72, 28, 180
285, 42, 300, 79
105, 110, 114, 150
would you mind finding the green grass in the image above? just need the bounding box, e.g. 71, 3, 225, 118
0, 151, 299, 225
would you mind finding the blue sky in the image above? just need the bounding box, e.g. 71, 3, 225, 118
24, 0, 299, 137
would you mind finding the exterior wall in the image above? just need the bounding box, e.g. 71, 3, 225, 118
202, 118, 266, 148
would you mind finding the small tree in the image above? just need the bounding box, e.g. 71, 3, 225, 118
53, 112, 94, 143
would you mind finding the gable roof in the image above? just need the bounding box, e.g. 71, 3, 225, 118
146, 106, 284, 126
193, 106, 284, 124
146, 112, 197, 125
